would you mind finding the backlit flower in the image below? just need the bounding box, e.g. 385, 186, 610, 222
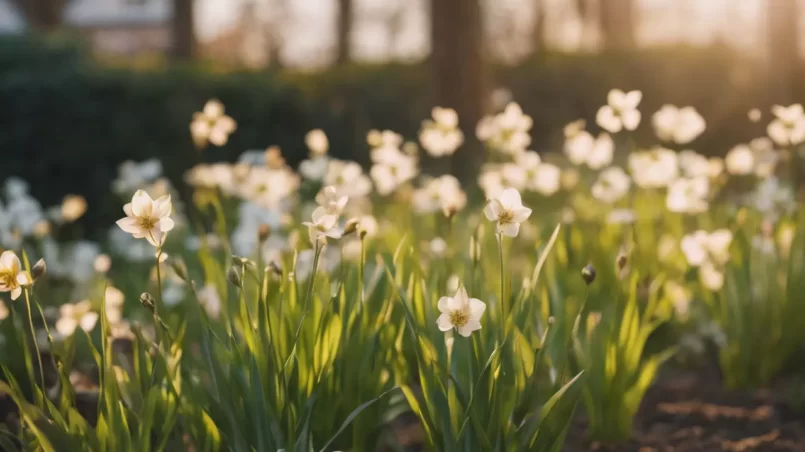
303, 211, 342, 245
628, 147, 678, 188
652, 105, 706, 144
483, 188, 532, 237
315, 186, 348, 216
681, 229, 732, 291
55, 300, 98, 337
190, 99, 237, 148
305, 129, 329, 156
596, 89, 642, 133
116, 190, 175, 247
666, 178, 709, 214
419, 107, 464, 157
725, 145, 754, 175
532, 164, 562, 196
564, 131, 614, 169
436, 285, 485, 337
0, 251, 31, 300
592, 167, 631, 203
767, 104, 805, 147
61, 195, 87, 223
476, 102, 532, 155
678, 151, 711, 179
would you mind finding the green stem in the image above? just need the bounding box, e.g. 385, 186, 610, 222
23, 288, 46, 405
359, 237, 366, 304
497, 233, 506, 323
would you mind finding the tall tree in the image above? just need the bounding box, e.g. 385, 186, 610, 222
598, 0, 635, 51
431, 0, 487, 179
766, 0, 800, 102
531, 0, 546, 54
171, 0, 196, 61
9, 0, 71, 32
335, 0, 353, 65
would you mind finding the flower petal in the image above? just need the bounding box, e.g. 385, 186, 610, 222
469, 298, 486, 319
499, 222, 520, 238
117, 217, 142, 234
159, 217, 175, 232
512, 206, 532, 223
131, 190, 153, 217
0, 251, 17, 271
436, 313, 453, 331
499, 188, 521, 210
437, 296, 451, 314
483, 200, 501, 221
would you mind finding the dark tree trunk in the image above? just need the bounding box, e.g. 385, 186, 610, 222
599, 0, 636, 51
9, 0, 69, 32
335, 0, 353, 65
531, 0, 546, 54
431, 0, 487, 179
171, 0, 196, 61
766, 0, 800, 102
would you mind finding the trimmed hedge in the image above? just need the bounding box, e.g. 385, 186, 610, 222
1, 36, 800, 234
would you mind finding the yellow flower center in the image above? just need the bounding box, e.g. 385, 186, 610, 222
449, 310, 469, 328
499, 210, 514, 224
139, 216, 158, 230
0, 270, 17, 289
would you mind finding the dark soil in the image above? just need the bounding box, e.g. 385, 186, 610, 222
565, 368, 805, 451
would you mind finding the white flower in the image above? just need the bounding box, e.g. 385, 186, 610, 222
305, 129, 329, 156
412, 175, 466, 215
767, 104, 805, 147
564, 131, 614, 170
419, 107, 464, 157
55, 300, 99, 337
666, 178, 709, 214
367, 129, 403, 150
190, 99, 237, 148
476, 102, 532, 155
429, 237, 447, 257
324, 160, 372, 199
681, 229, 732, 267
116, 190, 175, 247
592, 167, 631, 203
436, 286, 486, 337
105, 286, 125, 324
748, 108, 762, 123
724, 145, 755, 175
532, 164, 562, 196
303, 211, 341, 245
596, 89, 642, 133
563, 119, 586, 138
628, 147, 678, 188
370, 149, 418, 196
483, 188, 532, 237
652, 105, 706, 144
315, 186, 348, 216
94, 254, 112, 273
0, 251, 31, 300
699, 261, 725, 291
678, 151, 712, 178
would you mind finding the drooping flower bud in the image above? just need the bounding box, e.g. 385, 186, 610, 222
31, 258, 47, 281
140, 292, 156, 312
227, 265, 242, 288
343, 218, 360, 236
581, 265, 596, 285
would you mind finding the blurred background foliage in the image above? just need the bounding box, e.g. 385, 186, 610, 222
2, 35, 798, 235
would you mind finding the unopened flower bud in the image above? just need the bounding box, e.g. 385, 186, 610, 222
343, 218, 360, 236
140, 292, 156, 312
616, 254, 628, 271
227, 265, 242, 288
581, 265, 596, 285
170, 258, 188, 282
258, 224, 271, 243
31, 258, 47, 280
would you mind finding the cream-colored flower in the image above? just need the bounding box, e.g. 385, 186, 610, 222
305, 129, 329, 156
652, 105, 706, 145
116, 190, 175, 247
592, 167, 631, 203
767, 104, 805, 147
681, 229, 732, 267
105, 286, 125, 324
303, 211, 342, 245
367, 129, 403, 150
315, 186, 348, 216
564, 131, 613, 169
563, 119, 586, 138
370, 149, 418, 196
666, 178, 709, 214
483, 188, 532, 237
55, 300, 99, 337
0, 251, 31, 300
678, 151, 711, 179
596, 89, 642, 133
532, 164, 562, 196
412, 175, 466, 215
190, 99, 237, 148
436, 285, 485, 337
628, 147, 678, 188
324, 160, 372, 199
476, 102, 532, 155
61, 195, 87, 223
419, 107, 464, 157
725, 144, 754, 175
748, 108, 762, 123
197, 283, 222, 320
94, 254, 112, 273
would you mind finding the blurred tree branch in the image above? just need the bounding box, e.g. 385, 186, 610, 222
335, 0, 353, 65
598, 0, 635, 50
8, 0, 71, 32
